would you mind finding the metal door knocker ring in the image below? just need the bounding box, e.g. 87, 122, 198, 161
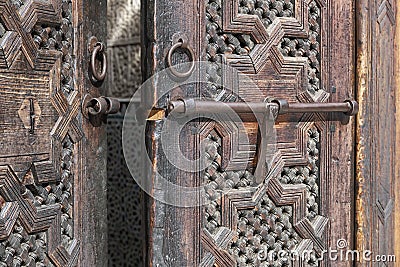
91, 42, 107, 82
167, 40, 195, 79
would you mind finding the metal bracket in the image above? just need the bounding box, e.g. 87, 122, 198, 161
82, 94, 121, 126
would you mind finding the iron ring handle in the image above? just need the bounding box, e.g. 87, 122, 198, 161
167, 40, 195, 79
91, 42, 107, 82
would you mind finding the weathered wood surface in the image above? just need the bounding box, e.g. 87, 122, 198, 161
356, 0, 398, 266
74, 0, 108, 265
0, 0, 107, 265
395, 1, 400, 262
144, 0, 356, 266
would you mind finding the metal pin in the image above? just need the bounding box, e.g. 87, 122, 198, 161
29, 98, 35, 134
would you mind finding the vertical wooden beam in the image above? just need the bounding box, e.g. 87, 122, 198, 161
355, 0, 370, 260
356, 0, 397, 265
326, 2, 356, 266
142, 0, 203, 265
73, 0, 108, 265
395, 1, 400, 261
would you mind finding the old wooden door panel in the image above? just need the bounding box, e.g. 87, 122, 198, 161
0, 0, 107, 266
356, 0, 398, 264
144, 0, 355, 266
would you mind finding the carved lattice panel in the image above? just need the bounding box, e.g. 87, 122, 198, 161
206, 0, 328, 165
202, 126, 326, 267
202, 0, 330, 266
0, 0, 80, 265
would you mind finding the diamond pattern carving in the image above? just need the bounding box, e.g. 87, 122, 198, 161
0, 0, 81, 266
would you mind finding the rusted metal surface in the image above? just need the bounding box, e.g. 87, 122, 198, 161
90, 42, 108, 82
166, 40, 196, 79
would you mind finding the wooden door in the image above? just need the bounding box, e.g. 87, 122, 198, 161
0, 0, 107, 266
142, 0, 357, 266
356, 0, 399, 264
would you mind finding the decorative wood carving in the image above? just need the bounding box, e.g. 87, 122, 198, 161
202, 124, 328, 266
201, 1, 339, 264
144, 0, 356, 265
0, 0, 80, 265
206, 0, 329, 169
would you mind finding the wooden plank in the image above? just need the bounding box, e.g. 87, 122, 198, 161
356, 0, 397, 265
395, 1, 400, 262
322, 1, 355, 266
142, 0, 203, 265
73, 0, 108, 265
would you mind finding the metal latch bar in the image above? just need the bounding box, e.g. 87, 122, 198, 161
167, 98, 359, 117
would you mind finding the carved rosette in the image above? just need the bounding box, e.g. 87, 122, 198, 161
0, 0, 80, 265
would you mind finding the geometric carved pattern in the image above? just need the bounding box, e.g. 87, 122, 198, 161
0, 222, 55, 266
279, 125, 320, 221
0, 137, 79, 266
280, 1, 322, 95
0, 166, 60, 234
0, 0, 62, 68
206, 0, 328, 102
223, 0, 308, 72
0, 0, 82, 181
0, 0, 80, 265
199, 119, 258, 172
31, 0, 76, 96
202, 126, 328, 266
203, 2, 331, 264
206, 0, 329, 169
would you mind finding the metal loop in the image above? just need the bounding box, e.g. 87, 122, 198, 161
167, 40, 195, 79
344, 100, 359, 116
86, 97, 108, 116
91, 42, 107, 82
104, 97, 121, 115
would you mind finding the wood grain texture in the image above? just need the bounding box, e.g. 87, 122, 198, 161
356, 0, 397, 265
322, 1, 356, 267
73, 0, 108, 265
0, 0, 87, 265
142, 0, 203, 265
144, 0, 356, 267
395, 0, 400, 262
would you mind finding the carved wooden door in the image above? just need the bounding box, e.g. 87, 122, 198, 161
143, 0, 357, 266
0, 0, 107, 266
